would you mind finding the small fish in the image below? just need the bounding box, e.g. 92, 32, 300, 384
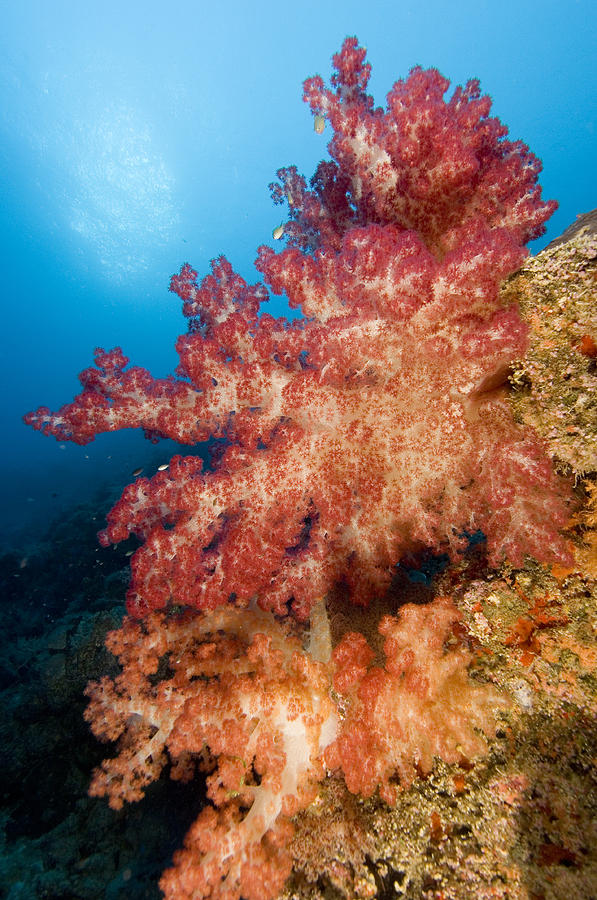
132, 467, 143, 477
157, 463, 169, 471
272, 223, 285, 240
314, 114, 325, 134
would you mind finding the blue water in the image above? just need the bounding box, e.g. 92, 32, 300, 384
1, 0, 595, 551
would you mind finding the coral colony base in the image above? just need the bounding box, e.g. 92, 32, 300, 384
25, 38, 575, 900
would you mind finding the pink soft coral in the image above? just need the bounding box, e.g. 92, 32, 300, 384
24, 37, 571, 625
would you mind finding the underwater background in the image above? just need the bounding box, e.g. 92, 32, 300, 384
0, 3, 596, 899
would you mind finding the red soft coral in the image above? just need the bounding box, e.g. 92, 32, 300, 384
25, 38, 571, 624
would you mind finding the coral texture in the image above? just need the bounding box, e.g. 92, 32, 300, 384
25, 39, 571, 621
505, 226, 597, 474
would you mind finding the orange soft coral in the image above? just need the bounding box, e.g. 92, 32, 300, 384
86, 596, 507, 898
85, 603, 337, 900
326, 596, 509, 804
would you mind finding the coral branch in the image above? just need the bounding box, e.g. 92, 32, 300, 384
297, 36, 556, 255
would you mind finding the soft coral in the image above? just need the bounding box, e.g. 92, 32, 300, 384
25, 38, 571, 621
